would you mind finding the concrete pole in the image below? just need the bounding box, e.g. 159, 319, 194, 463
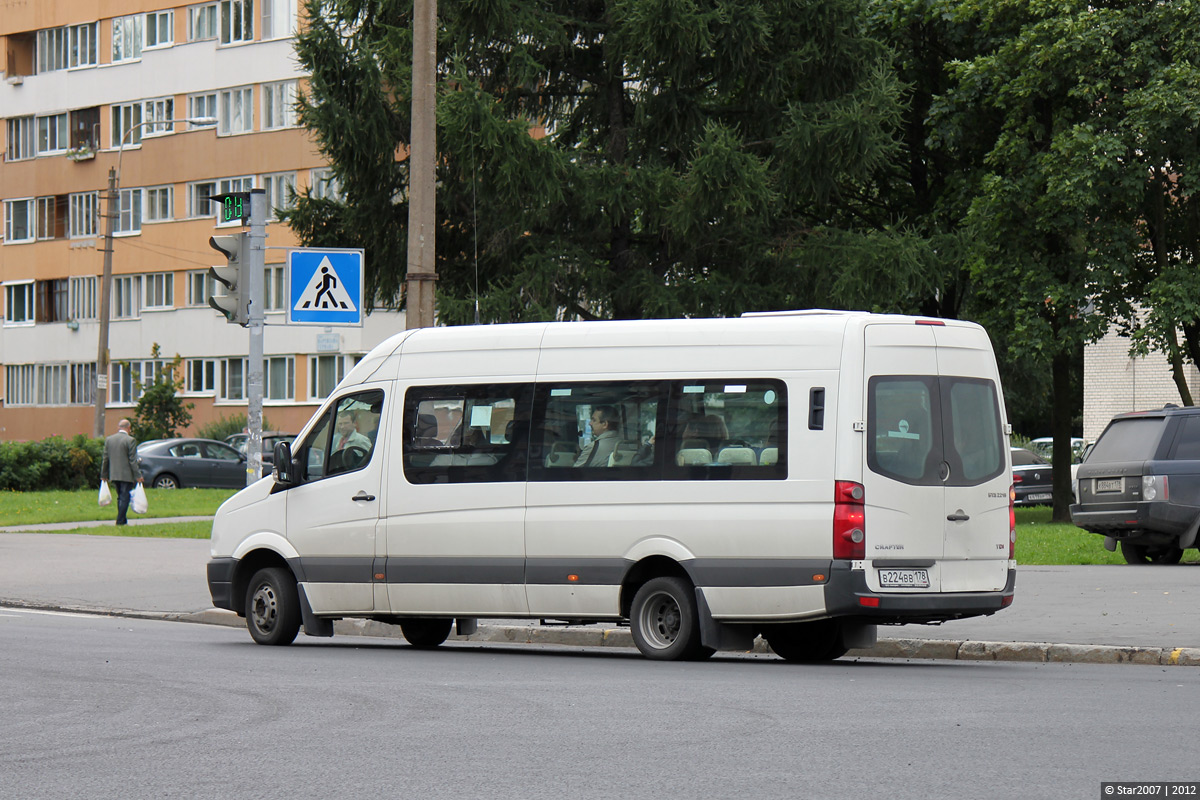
246, 189, 266, 484
405, 0, 437, 329
93, 167, 117, 437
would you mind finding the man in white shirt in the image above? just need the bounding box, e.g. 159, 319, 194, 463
333, 411, 371, 453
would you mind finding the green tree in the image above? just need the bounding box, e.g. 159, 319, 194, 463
288, 0, 920, 323
129, 345, 193, 442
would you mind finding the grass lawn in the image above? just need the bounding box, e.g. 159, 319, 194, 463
0, 488, 237, 526
4, 491, 1199, 564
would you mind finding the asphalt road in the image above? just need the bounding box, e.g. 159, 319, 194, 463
2, 608, 1196, 800
0, 532, 1196, 652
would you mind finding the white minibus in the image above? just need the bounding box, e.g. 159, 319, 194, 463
207, 311, 1016, 661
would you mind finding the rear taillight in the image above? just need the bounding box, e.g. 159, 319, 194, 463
833, 480, 865, 560
1009, 484, 1017, 559
1012, 473, 1023, 483
1142, 475, 1169, 501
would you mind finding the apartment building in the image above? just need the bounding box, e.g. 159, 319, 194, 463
0, 0, 404, 442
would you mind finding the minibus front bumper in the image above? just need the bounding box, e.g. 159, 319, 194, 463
823, 562, 1016, 624
207, 557, 237, 612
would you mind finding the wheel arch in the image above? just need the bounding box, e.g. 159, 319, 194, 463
230, 545, 298, 617
619, 555, 694, 619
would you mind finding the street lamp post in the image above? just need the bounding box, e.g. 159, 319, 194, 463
93, 116, 217, 438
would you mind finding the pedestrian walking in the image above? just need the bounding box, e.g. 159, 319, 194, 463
100, 419, 143, 526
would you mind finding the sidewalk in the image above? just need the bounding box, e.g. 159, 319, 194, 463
1, 527, 1197, 665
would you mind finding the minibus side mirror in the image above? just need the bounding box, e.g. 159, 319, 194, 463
273, 441, 295, 485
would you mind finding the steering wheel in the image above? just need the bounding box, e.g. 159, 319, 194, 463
329, 445, 370, 474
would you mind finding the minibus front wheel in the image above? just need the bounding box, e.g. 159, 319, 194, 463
245, 567, 301, 646
630, 577, 713, 661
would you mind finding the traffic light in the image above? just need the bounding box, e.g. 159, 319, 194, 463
208, 233, 249, 326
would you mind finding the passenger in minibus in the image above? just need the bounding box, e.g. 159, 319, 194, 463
574, 405, 623, 467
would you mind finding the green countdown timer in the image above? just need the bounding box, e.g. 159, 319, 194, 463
209, 192, 250, 224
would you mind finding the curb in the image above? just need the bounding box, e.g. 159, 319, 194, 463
7, 601, 1198, 666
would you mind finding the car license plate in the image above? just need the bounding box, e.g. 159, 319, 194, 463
1027, 493, 1052, 501
879, 568, 929, 589
1096, 478, 1122, 493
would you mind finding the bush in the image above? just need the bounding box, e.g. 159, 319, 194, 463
196, 413, 277, 442
0, 434, 105, 491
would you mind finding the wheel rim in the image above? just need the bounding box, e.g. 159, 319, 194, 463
250, 583, 278, 633
639, 590, 682, 649
155, 476, 177, 489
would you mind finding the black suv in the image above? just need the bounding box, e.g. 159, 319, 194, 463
1071, 405, 1200, 564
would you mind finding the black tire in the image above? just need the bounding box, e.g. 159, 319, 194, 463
764, 619, 849, 662
400, 618, 453, 648
630, 577, 711, 661
245, 567, 301, 646
152, 473, 179, 489
1120, 542, 1184, 565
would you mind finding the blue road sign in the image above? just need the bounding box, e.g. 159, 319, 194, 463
287, 248, 364, 326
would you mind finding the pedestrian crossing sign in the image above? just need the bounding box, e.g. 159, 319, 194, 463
287, 248, 364, 326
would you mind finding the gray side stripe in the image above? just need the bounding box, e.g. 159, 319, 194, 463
295, 555, 833, 589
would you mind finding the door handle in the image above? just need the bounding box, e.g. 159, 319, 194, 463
352, 491, 376, 502
947, 511, 970, 522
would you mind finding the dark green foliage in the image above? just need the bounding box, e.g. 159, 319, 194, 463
0, 435, 105, 491
287, 0, 922, 323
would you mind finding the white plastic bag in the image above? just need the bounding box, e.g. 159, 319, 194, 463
131, 483, 148, 514
98, 481, 112, 507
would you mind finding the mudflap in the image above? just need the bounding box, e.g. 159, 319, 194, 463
695, 588, 756, 652
298, 584, 334, 637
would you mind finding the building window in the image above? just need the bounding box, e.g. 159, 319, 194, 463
71, 363, 96, 404
262, 172, 296, 220
5, 365, 35, 406
262, 81, 297, 130
144, 273, 174, 309
36, 27, 68, 73
186, 270, 210, 306
145, 186, 173, 223
188, 93, 217, 128
186, 358, 216, 394
220, 0, 255, 44
69, 192, 99, 238
4, 282, 35, 324
36, 279, 69, 323
112, 275, 142, 319
70, 276, 97, 321
189, 4, 219, 40
309, 168, 342, 201
144, 98, 175, 136
70, 23, 98, 67
310, 355, 350, 400
264, 265, 285, 311
266, 356, 294, 400
219, 87, 254, 135
6, 117, 35, 161
4, 199, 35, 243
36, 113, 68, 154
37, 364, 69, 405
70, 107, 100, 150
221, 358, 248, 400
111, 102, 143, 148
261, 0, 294, 39
187, 181, 217, 217
112, 15, 144, 62
145, 10, 174, 48
115, 188, 143, 235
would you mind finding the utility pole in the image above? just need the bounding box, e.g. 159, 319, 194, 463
93, 167, 117, 437
405, 0, 437, 329
245, 189, 266, 484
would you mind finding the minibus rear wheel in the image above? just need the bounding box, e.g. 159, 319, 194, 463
630, 577, 712, 661
245, 567, 301, 646
764, 620, 848, 662
400, 618, 453, 648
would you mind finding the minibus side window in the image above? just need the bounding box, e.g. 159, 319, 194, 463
402, 384, 531, 484
299, 389, 384, 481
943, 378, 1004, 485
528, 381, 666, 481
663, 380, 787, 481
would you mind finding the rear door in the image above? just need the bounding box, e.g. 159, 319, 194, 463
862, 323, 1009, 593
